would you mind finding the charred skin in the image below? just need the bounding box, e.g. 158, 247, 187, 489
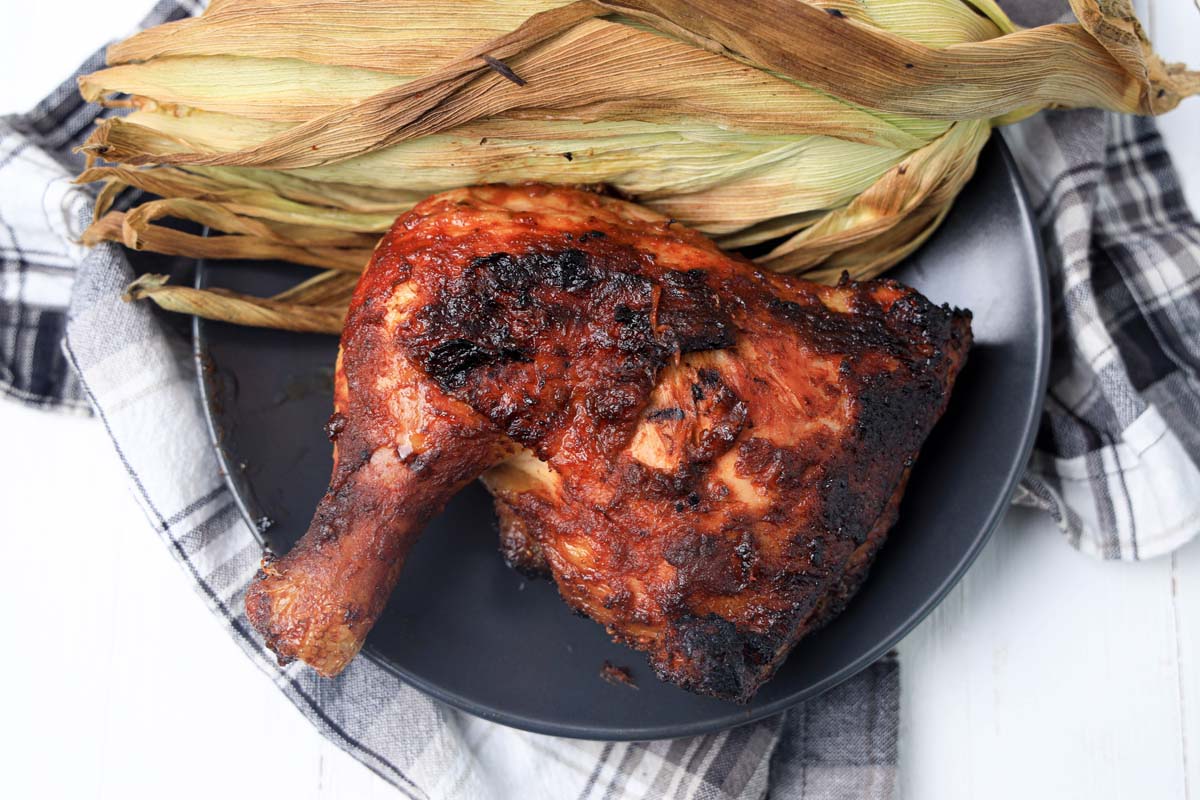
245, 184, 971, 699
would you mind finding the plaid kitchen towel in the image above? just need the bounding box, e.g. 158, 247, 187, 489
2, 1, 1200, 798
1006, 110, 1200, 559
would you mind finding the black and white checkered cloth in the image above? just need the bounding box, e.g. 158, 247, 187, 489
1005, 109, 1200, 558
2, 0, 1198, 797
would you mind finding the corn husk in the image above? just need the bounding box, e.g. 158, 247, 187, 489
125, 273, 347, 333
76, 0, 1198, 333
82, 210, 373, 271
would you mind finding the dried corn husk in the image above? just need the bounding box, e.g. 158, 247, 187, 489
125, 273, 346, 333
82, 210, 373, 271
76, 0, 1198, 333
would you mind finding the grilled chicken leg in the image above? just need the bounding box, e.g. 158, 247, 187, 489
245, 184, 971, 699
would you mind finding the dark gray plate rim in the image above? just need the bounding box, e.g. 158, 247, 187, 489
193, 135, 1049, 741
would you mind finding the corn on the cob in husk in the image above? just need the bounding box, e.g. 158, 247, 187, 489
76, 0, 1198, 334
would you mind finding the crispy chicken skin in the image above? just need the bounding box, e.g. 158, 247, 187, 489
245, 184, 971, 701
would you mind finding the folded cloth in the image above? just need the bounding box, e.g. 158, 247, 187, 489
3, 0, 1200, 797
1004, 109, 1200, 558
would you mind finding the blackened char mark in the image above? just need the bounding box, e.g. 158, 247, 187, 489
612, 302, 655, 355
658, 269, 735, 354
471, 249, 593, 293
767, 295, 901, 358
425, 339, 492, 390
425, 338, 530, 391
405, 244, 670, 456
660, 613, 788, 703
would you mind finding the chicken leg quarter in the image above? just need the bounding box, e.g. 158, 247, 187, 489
245, 184, 971, 701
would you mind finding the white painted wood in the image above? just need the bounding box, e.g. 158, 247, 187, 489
317, 743, 401, 799
1173, 540, 1200, 799
898, 508, 1194, 800
0, 406, 327, 800
1145, 1, 1200, 216
898, 8, 1200, 789
0, 2, 1197, 799
0, 0, 148, 113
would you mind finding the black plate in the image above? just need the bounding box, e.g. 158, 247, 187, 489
194, 134, 1048, 740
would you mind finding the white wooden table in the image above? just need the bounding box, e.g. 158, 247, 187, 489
2, 3, 1197, 798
